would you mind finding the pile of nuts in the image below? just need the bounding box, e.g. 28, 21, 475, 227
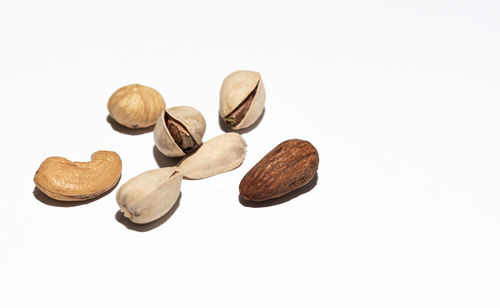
33, 71, 319, 226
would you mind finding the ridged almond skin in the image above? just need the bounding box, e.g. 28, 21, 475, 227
108, 84, 165, 129
239, 139, 319, 202
34, 151, 122, 201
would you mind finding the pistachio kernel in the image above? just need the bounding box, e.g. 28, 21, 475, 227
224, 82, 258, 127
165, 113, 198, 153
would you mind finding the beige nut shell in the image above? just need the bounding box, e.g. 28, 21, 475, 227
34, 151, 122, 201
116, 167, 182, 224
219, 71, 266, 129
108, 84, 166, 129
178, 132, 247, 179
154, 106, 206, 157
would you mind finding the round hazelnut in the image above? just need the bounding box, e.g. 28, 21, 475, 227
107, 84, 165, 129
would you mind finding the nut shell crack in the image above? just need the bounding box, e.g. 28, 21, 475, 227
224, 81, 259, 127
166, 113, 198, 153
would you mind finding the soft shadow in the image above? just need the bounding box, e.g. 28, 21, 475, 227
218, 108, 265, 134
153, 145, 182, 168
115, 193, 182, 232
32, 178, 120, 207
239, 173, 318, 208
106, 115, 154, 135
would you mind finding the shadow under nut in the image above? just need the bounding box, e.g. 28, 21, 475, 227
34, 151, 122, 201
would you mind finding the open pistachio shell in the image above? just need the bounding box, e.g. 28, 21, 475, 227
219, 71, 266, 130
154, 106, 206, 157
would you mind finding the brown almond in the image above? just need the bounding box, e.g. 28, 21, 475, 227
239, 139, 319, 202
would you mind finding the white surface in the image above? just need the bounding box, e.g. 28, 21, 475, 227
1, 0, 500, 307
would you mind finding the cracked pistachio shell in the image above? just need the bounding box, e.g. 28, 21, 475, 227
116, 167, 182, 224
108, 84, 166, 129
219, 70, 266, 130
154, 106, 206, 157
178, 132, 247, 179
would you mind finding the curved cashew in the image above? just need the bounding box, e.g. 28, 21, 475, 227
34, 151, 122, 201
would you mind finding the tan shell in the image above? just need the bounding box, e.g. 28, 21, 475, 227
108, 84, 166, 129
154, 106, 206, 157
219, 71, 266, 129
116, 167, 182, 224
178, 132, 247, 179
34, 151, 122, 201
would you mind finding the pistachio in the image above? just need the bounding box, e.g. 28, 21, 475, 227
108, 84, 165, 129
219, 71, 266, 129
154, 106, 206, 157
116, 167, 182, 224
178, 132, 247, 179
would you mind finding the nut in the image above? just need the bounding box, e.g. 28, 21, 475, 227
107, 84, 166, 129
116, 167, 182, 224
178, 132, 247, 179
154, 106, 206, 157
219, 71, 266, 129
34, 151, 122, 201
239, 139, 319, 201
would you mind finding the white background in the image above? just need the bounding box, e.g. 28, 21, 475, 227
1, 0, 499, 307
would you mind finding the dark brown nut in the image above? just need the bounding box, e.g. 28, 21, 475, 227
239, 139, 319, 202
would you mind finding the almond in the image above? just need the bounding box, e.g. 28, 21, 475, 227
239, 139, 319, 202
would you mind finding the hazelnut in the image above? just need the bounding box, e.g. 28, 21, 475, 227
108, 84, 165, 129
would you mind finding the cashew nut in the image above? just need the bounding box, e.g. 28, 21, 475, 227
34, 151, 122, 201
